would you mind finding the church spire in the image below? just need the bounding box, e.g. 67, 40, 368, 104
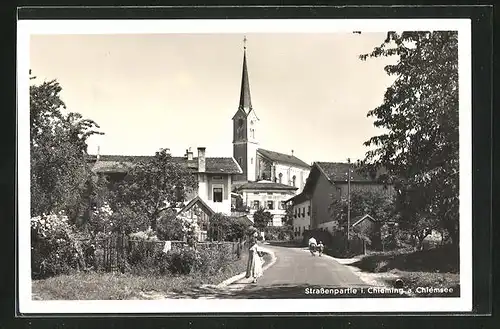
239, 36, 252, 112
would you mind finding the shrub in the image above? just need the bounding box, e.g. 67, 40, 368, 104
264, 226, 293, 241
31, 213, 86, 278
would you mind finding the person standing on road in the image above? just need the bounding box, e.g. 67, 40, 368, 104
308, 236, 317, 256
246, 236, 263, 283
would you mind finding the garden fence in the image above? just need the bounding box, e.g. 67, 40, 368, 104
87, 233, 243, 273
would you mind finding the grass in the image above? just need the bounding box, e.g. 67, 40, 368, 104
352, 244, 459, 273
32, 253, 249, 300
350, 245, 460, 297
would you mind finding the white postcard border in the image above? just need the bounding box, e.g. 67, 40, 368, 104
17, 18, 472, 314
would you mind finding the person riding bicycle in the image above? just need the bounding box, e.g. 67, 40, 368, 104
308, 236, 317, 256
317, 241, 324, 257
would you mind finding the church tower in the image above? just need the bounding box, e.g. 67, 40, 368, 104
232, 36, 259, 182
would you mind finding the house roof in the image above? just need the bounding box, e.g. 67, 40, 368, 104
231, 214, 253, 226
89, 154, 243, 175
257, 148, 310, 169
178, 196, 216, 217
236, 180, 298, 191
351, 214, 378, 227
285, 191, 310, 204
315, 162, 386, 183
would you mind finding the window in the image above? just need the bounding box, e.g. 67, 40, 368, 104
212, 176, 223, 181
302, 207, 305, 217
253, 200, 260, 209
238, 157, 242, 166
262, 173, 267, 180
292, 175, 296, 187
279, 201, 285, 210
278, 172, 283, 184
267, 201, 274, 210
250, 128, 255, 139
308, 205, 311, 215
294, 208, 297, 218
251, 157, 253, 164
213, 187, 223, 203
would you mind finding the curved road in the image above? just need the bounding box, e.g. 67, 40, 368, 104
224, 245, 374, 298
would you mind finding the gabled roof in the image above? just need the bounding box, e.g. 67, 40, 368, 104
236, 180, 298, 191
351, 214, 378, 227
89, 154, 243, 175
178, 196, 216, 217
257, 148, 310, 169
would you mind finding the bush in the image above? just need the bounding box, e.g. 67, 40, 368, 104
264, 226, 293, 241
31, 213, 86, 279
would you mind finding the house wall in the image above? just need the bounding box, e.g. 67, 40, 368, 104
336, 182, 396, 199
352, 218, 377, 236
311, 173, 338, 229
291, 199, 311, 240
242, 189, 295, 227
255, 156, 310, 195
199, 174, 232, 215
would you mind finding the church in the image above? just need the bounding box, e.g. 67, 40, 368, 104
231, 39, 311, 196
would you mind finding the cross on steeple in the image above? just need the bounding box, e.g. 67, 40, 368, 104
243, 35, 247, 50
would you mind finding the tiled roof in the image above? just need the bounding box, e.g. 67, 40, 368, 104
236, 180, 298, 191
89, 154, 242, 174
257, 148, 310, 168
315, 162, 385, 183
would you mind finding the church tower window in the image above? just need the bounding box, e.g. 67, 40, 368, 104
292, 175, 296, 187
279, 173, 283, 184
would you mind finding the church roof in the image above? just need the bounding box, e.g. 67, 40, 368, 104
89, 154, 243, 175
236, 180, 298, 191
239, 49, 252, 113
257, 148, 310, 169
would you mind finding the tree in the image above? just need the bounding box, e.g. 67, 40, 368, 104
330, 189, 394, 249
207, 213, 232, 241
110, 148, 198, 230
359, 31, 459, 247
281, 204, 294, 226
253, 208, 273, 231
30, 73, 103, 220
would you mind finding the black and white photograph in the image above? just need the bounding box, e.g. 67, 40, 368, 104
17, 18, 472, 314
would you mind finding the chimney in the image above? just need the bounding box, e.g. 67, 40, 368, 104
187, 147, 193, 161
197, 147, 206, 173
97, 146, 100, 160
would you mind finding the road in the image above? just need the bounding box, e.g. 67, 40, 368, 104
163, 245, 406, 299
221, 245, 374, 298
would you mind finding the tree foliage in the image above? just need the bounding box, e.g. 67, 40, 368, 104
330, 189, 395, 230
110, 149, 198, 230
359, 31, 459, 246
30, 73, 103, 220
253, 207, 273, 230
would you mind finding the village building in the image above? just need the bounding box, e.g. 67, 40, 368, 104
286, 162, 394, 234
89, 146, 243, 216
231, 39, 311, 195
235, 181, 297, 227
285, 192, 311, 241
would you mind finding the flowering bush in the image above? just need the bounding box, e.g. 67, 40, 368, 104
179, 216, 200, 246
31, 212, 85, 278
90, 202, 115, 235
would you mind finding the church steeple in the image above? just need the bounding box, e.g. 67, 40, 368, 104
239, 36, 252, 112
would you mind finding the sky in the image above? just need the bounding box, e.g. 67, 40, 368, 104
30, 33, 397, 164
